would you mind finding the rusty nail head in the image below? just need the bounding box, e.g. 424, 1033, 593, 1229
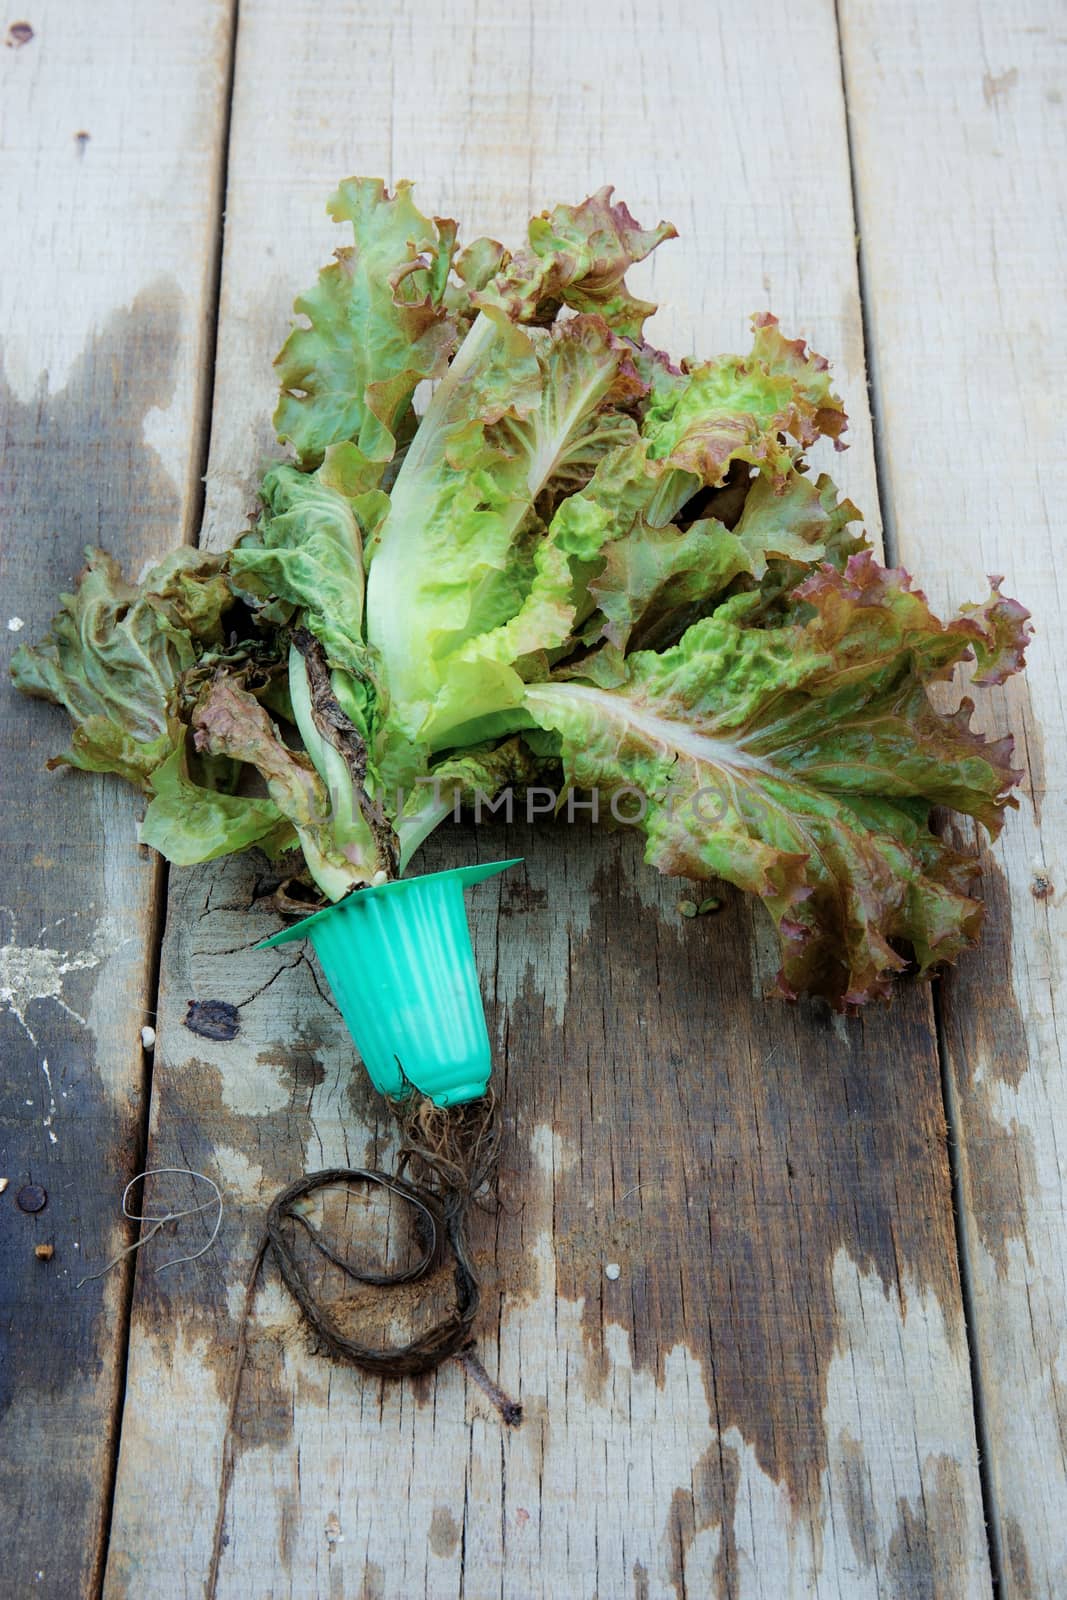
16, 1184, 47, 1214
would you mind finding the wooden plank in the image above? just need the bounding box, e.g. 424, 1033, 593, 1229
106, 2, 995, 1595
0, 5, 234, 1597
838, 3, 1067, 1594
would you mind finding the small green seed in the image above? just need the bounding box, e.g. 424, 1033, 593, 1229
698, 897, 722, 915
678, 900, 698, 918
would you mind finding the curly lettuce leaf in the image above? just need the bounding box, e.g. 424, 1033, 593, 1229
526, 552, 1029, 1008
474, 186, 676, 338
641, 313, 847, 495
230, 463, 369, 676
366, 310, 644, 746
959, 576, 1033, 686
274, 177, 459, 469
140, 744, 295, 865
547, 315, 851, 570
10, 547, 232, 786
583, 470, 866, 653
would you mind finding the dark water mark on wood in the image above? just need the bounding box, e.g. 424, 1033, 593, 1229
886, 1455, 966, 1600
0, 286, 184, 1600
1001, 1514, 1035, 1600
429, 1505, 460, 1558
668, 1441, 740, 1600
939, 838, 1034, 1273
838, 1430, 877, 1573
484, 820, 968, 1539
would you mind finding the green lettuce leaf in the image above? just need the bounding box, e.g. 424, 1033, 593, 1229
584, 470, 866, 653
366, 310, 644, 747
474, 186, 676, 338
10, 547, 232, 786
643, 314, 847, 484
539, 313, 856, 658
140, 744, 295, 864
274, 177, 459, 469
230, 463, 369, 675
525, 552, 1029, 1008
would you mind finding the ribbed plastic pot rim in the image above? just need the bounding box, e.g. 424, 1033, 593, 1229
254, 857, 524, 950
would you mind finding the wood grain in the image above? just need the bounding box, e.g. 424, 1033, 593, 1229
0, 4, 234, 1596
106, 1, 995, 1595
840, 3, 1067, 1594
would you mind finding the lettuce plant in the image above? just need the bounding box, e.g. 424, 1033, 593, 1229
12, 179, 1031, 1008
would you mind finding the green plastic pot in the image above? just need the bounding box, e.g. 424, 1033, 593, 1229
256, 859, 521, 1107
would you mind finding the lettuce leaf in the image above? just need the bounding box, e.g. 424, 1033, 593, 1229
365, 309, 644, 747
274, 177, 459, 470
473, 185, 676, 338
526, 552, 1030, 1008
11, 547, 232, 785
641, 314, 847, 483
140, 744, 295, 864
192, 674, 372, 898
230, 463, 369, 675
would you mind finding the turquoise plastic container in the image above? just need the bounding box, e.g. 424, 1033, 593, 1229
256, 859, 521, 1107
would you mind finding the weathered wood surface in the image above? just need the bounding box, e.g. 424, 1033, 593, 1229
103, 2, 997, 1597
840, 3, 1067, 1594
0, 5, 234, 1597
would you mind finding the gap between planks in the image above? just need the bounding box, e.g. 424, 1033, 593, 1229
834, 3, 1006, 1595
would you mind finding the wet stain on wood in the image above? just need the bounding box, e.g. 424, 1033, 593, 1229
0, 284, 184, 1597
668, 1441, 739, 1600
1002, 1513, 1035, 1599
885, 1455, 965, 1600
233, 1327, 294, 1452
838, 1431, 877, 1573
429, 1505, 460, 1558
359, 1558, 385, 1600
465, 819, 969, 1530
939, 840, 1035, 1271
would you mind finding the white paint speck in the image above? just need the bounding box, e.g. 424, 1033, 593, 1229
0, 908, 108, 1150
141, 1024, 156, 1051
605, 1262, 621, 1281
0, 915, 98, 1044
7, 617, 24, 632
41, 1057, 58, 1144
